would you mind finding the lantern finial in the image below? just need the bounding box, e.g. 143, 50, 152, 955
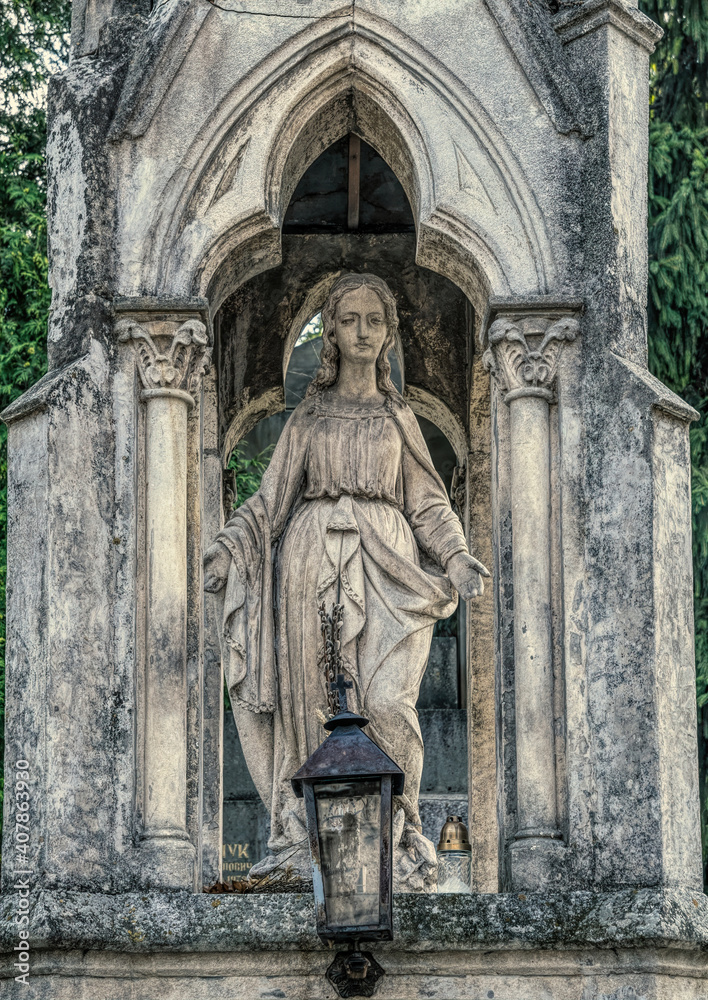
332, 672, 353, 713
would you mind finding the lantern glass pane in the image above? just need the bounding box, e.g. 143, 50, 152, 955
315, 778, 381, 929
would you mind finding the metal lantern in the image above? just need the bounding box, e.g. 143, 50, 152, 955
291, 685, 404, 942
291, 604, 404, 996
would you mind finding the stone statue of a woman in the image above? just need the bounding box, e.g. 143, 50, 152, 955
204, 273, 489, 890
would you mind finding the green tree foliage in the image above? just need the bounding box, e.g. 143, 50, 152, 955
227, 445, 275, 511
0, 1, 70, 806
641, 0, 708, 882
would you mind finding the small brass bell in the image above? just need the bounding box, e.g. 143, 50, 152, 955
437, 815, 471, 853
436, 815, 472, 893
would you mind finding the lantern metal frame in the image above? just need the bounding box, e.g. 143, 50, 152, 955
291, 705, 404, 944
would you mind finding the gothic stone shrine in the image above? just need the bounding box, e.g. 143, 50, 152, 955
1, 0, 707, 997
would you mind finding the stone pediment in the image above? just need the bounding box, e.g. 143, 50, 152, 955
109, 0, 592, 142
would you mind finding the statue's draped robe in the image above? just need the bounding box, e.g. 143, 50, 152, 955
217, 392, 468, 852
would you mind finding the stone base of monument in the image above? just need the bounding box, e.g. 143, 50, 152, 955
2, 890, 706, 998
508, 837, 569, 892
137, 836, 197, 892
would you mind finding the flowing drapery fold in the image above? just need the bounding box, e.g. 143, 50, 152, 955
220, 495, 276, 713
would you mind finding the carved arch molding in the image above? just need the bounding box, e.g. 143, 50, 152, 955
110, 7, 584, 309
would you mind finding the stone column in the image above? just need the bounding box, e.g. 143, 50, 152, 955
484, 312, 579, 889
117, 316, 211, 889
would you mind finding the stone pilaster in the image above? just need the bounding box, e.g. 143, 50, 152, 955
116, 316, 211, 889
484, 311, 579, 890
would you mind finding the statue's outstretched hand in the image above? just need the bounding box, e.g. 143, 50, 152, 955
203, 541, 232, 593
446, 552, 491, 600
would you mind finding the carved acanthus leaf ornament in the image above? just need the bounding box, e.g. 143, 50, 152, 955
116, 318, 211, 398
482, 316, 579, 402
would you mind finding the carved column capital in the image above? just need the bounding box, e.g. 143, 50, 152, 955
116, 317, 212, 403
482, 314, 579, 404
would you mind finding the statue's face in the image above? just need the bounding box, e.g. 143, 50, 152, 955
331, 286, 388, 365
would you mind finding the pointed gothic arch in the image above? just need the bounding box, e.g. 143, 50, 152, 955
114, 8, 559, 311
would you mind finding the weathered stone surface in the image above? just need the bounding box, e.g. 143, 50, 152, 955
1, 888, 706, 954
1, 890, 707, 999
1, 0, 704, 995
1, 343, 128, 895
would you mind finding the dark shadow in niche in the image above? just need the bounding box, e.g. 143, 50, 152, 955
283, 136, 416, 234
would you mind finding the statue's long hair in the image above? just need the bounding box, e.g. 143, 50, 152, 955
306, 273, 399, 397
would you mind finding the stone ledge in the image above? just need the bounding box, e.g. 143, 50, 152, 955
553, 0, 664, 51
1, 889, 706, 956
613, 351, 701, 423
